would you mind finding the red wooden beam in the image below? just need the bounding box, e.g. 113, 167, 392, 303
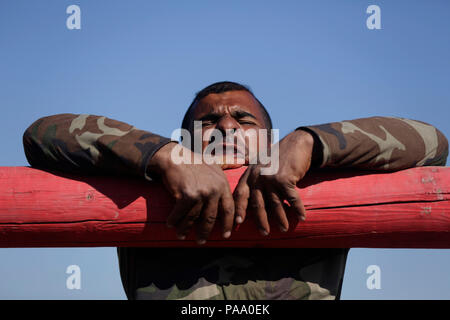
0, 166, 448, 248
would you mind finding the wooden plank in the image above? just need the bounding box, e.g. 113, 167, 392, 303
0, 166, 448, 248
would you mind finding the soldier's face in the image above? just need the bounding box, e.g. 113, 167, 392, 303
191, 90, 269, 169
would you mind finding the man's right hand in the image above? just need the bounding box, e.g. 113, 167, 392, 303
148, 142, 235, 244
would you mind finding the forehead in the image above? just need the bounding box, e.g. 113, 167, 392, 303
192, 90, 264, 119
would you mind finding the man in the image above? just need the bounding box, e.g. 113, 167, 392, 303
23, 81, 448, 300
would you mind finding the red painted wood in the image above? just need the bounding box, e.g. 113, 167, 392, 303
0, 166, 448, 248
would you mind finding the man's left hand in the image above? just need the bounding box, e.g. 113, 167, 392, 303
233, 130, 315, 235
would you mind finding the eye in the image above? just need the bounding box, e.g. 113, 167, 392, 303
201, 120, 214, 127
239, 120, 256, 125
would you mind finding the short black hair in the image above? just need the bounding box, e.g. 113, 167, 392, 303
181, 81, 273, 132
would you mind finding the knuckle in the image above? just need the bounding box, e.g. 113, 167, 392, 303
223, 209, 235, 218
235, 204, 247, 214
224, 201, 234, 212
197, 189, 208, 198
274, 173, 289, 184
249, 201, 265, 210
186, 213, 199, 222
217, 182, 229, 192
200, 188, 216, 199
184, 190, 201, 202
286, 194, 300, 203
204, 215, 217, 225
234, 186, 249, 197
173, 194, 183, 201
268, 199, 282, 209
223, 203, 235, 215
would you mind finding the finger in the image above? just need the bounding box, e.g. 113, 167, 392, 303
233, 168, 252, 225
195, 196, 220, 244
266, 190, 289, 232
166, 196, 195, 228
174, 201, 203, 240
233, 183, 250, 225
280, 185, 307, 221
249, 187, 270, 236
220, 191, 235, 239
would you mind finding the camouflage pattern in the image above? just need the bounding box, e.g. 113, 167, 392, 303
135, 279, 326, 300
117, 247, 348, 300
23, 113, 172, 180
301, 116, 448, 170
23, 114, 448, 300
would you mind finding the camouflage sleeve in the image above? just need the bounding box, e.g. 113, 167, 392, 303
23, 113, 173, 180
299, 116, 449, 171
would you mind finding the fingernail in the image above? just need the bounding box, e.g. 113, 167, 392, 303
260, 229, 269, 236
236, 216, 243, 224
280, 226, 288, 232
223, 231, 231, 239
300, 215, 306, 221
197, 239, 206, 245
177, 234, 186, 240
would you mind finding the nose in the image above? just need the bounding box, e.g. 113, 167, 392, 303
215, 115, 239, 136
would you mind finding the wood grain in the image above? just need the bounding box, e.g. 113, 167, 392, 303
0, 166, 448, 248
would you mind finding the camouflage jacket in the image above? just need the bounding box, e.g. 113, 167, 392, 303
23, 114, 448, 300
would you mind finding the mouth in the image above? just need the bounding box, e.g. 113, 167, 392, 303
210, 143, 245, 158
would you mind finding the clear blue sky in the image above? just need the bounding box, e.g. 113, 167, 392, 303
0, 0, 449, 299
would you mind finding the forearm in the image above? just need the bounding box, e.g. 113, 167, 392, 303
299, 116, 448, 171
23, 113, 173, 180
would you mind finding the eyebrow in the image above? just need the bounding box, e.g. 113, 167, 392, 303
231, 110, 257, 120
198, 112, 222, 122
198, 110, 258, 122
